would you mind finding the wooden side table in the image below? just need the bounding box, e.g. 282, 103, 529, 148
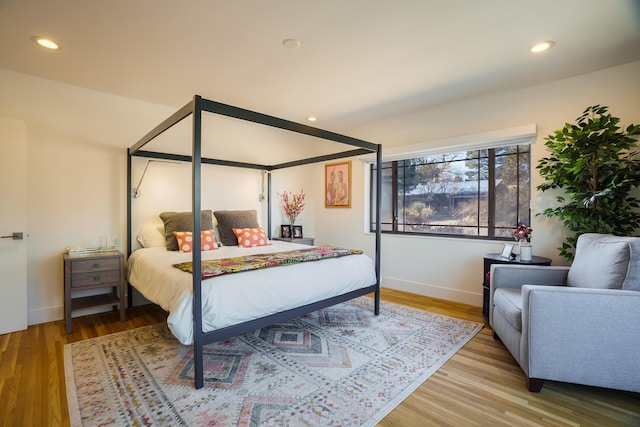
482, 253, 551, 321
272, 237, 315, 246
64, 250, 126, 333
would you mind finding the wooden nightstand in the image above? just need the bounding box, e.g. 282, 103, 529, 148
64, 250, 126, 333
272, 237, 315, 246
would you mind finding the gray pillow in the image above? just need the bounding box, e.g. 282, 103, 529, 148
159, 210, 213, 251
622, 237, 640, 291
214, 210, 259, 246
567, 234, 630, 289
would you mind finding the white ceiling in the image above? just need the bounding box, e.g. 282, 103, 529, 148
1, 0, 639, 132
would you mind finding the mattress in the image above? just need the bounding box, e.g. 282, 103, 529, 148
127, 241, 377, 344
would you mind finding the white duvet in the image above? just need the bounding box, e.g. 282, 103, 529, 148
127, 241, 377, 344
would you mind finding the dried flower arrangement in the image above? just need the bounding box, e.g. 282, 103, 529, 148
280, 189, 305, 225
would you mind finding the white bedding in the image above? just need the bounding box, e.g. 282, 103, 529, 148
127, 241, 377, 344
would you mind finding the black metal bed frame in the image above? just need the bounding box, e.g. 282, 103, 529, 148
127, 95, 382, 389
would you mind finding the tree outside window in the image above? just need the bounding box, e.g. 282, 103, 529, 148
370, 144, 530, 239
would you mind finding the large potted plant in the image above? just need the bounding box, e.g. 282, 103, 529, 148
536, 105, 640, 261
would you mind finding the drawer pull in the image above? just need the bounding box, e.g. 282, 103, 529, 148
93, 263, 101, 268
94, 275, 101, 281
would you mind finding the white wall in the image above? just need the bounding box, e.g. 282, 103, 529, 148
319, 60, 640, 305
1, 69, 175, 323
1, 60, 639, 324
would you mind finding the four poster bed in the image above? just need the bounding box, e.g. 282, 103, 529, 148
127, 95, 382, 389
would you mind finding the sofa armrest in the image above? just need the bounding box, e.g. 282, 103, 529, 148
490, 265, 570, 290
489, 265, 569, 325
521, 286, 640, 392
489, 264, 569, 325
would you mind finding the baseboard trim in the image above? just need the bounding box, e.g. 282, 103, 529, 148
28, 305, 62, 325
382, 276, 482, 307
28, 304, 119, 326
28, 281, 480, 325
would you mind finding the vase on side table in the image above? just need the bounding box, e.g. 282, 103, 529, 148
519, 240, 532, 261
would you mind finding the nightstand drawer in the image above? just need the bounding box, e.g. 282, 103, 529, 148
71, 257, 120, 273
71, 269, 121, 288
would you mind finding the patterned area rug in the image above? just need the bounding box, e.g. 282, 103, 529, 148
64, 297, 482, 426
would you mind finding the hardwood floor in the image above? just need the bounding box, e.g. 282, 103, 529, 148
0, 289, 638, 426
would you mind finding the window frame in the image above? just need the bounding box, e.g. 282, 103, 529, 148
367, 127, 535, 241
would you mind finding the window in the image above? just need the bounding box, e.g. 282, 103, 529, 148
370, 143, 530, 239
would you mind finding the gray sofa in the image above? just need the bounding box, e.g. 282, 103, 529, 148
489, 233, 640, 392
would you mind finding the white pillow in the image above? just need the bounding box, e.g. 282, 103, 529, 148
136, 223, 167, 248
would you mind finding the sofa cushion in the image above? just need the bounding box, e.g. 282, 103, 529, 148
623, 237, 640, 291
493, 288, 523, 332
567, 234, 630, 289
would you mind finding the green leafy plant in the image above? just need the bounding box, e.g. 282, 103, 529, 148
536, 105, 640, 261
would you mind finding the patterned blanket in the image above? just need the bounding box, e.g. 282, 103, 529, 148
173, 245, 364, 279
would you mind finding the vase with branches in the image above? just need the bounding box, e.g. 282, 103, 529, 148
279, 189, 305, 225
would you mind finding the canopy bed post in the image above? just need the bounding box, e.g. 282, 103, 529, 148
267, 171, 272, 239
374, 144, 382, 315
126, 150, 133, 308
191, 95, 205, 389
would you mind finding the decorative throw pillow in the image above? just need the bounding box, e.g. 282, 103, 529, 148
567, 233, 630, 289
173, 230, 219, 252
214, 210, 259, 246
232, 227, 271, 248
136, 222, 167, 248
159, 210, 213, 251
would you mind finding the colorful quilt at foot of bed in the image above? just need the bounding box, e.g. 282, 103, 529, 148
173, 245, 364, 279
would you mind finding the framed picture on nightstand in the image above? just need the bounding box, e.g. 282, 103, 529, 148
281, 225, 291, 238
501, 244, 514, 259
293, 225, 303, 238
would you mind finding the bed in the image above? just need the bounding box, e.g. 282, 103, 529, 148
127, 95, 382, 388
128, 240, 377, 345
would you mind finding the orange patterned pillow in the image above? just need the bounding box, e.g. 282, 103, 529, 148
173, 230, 219, 252
232, 227, 271, 248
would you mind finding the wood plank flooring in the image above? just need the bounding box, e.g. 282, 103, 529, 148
0, 288, 638, 426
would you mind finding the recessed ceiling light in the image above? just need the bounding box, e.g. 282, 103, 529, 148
282, 38, 301, 49
306, 116, 318, 122
31, 36, 60, 50
530, 40, 555, 53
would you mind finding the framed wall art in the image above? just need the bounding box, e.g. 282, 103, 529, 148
325, 160, 351, 208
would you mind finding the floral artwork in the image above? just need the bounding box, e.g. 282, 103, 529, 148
279, 189, 305, 225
